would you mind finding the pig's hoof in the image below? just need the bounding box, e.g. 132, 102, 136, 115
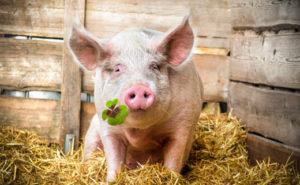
181, 164, 192, 175
126, 162, 138, 170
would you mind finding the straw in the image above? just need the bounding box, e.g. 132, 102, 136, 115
1, 113, 299, 184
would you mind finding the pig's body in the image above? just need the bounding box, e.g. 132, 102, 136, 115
86, 60, 202, 167
69, 16, 203, 181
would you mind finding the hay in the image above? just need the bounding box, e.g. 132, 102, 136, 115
1, 113, 299, 185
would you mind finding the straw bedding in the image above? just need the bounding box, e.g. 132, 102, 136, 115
1, 113, 299, 185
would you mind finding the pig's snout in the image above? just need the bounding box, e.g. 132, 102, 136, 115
124, 85, 155, 111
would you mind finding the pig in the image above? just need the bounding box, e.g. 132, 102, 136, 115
68, 16, 203, 182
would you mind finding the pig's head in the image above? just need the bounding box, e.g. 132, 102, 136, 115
68, 16, 194, 129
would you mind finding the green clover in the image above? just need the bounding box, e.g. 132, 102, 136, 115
102, 98, 129, 126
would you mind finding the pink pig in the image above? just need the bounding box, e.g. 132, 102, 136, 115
68, 16, 203, 182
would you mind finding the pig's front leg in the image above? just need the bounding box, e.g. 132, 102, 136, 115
163, 128, 194, 172
102, 135, 126, 182
83, 115, 102, 160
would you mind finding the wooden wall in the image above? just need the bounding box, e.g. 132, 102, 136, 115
0, 0, 230, 144
229, 0, 300, 170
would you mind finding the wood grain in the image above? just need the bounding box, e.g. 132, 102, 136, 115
247, 133, 300, 170
0, 0, 64, 37
82, 70, 94, 93
194, 47, 228, 56
85, 0, 231, 48
229, 82, 300, 147
0, 96, 61, 143
0, 96, 95, 142
0, 38, 62, 91
230, 0, 300, 29
193, 55, 229, 102
60, 0, 85, 148
80, 102, 96, 139
230, 30, 300, 89
0, 0, 231, 47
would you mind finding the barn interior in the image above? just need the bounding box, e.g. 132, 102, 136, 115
0, 0, 299, 184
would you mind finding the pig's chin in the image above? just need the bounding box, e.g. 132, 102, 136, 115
123, 108, 160, 129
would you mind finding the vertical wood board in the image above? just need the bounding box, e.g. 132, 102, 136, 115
60, 0, 86, 148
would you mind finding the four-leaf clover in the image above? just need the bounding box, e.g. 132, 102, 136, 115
102, 98, 129, 126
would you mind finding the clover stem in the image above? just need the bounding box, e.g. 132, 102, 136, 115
107, 106, 120, 118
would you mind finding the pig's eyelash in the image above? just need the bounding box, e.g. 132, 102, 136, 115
101, 62, 113, 72
149, 62, 161, 71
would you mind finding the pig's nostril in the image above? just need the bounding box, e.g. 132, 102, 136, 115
144, 92, 149, 98
129, 93, 136, 99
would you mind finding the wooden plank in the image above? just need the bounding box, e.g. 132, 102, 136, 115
80, 102, 96, 139
193, 55, 229, 102
0, 38, 62, 91
196, 37, 229, 49
0, 96, 60, 143
247, 133, 300, 170
82, 70, 94, 93
85, 0, 231, 48
230, 0, 300, 29
230, 30, 300, 89
194, 47, 228, 56
229, 82, 300, 147
0, 0, 64, 37
60, 0, 85, 149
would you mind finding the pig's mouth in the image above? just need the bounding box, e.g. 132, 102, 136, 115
130, 108, 147, 113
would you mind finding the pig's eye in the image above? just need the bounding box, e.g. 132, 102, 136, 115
113, 64, 125, 74
150, 63, 160, 71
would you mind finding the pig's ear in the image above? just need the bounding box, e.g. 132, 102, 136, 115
157, 16, 194, 66
68, 26, 109, 70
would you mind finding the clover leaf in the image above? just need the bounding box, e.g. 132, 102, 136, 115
102, 99, 128, 126
106, 98, 118, 108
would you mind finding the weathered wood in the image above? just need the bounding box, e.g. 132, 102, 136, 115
82, 70, 94, 93
0, 0, 230, 47
247, 133, 300, 170
193, 55, 229, 102
230, 0, 300, 29
229, 82, 300, 147
230, 30, 300, 89
60, 0, 85, 149
80, 102, 96, 139
196, 37, 229, 49
194, 47, 228, 56
0, 38, 62, 91
0, 96, 60, 143
0, 0, 64, 37
85, 0, 231, 48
